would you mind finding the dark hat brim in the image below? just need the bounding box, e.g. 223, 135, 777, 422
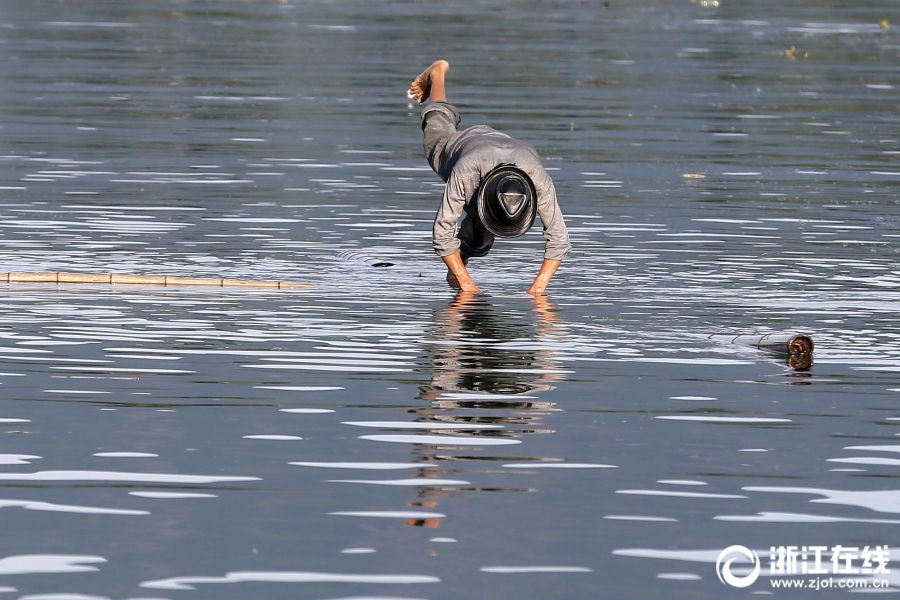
475, 165, 537, 238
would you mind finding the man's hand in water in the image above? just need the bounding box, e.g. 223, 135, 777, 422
527, 258, 561, 296
442, 251, 481, 293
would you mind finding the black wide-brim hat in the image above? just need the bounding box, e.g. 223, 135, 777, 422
475, 164, 537, 238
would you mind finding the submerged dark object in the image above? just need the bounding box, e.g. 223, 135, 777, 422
708, 333, 814, 370
336, 250, 394, 268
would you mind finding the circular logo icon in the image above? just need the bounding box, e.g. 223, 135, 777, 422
716, 544, 761, 588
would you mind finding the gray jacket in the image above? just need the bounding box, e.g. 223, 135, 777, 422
422, 102, 571, 261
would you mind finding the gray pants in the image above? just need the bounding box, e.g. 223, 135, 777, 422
422, 103, 494, 258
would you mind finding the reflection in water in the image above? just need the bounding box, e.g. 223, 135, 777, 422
418, 292, 568, 401
375, 293, 574, 528
309, 292, 573, 530
787, 352, 813, 371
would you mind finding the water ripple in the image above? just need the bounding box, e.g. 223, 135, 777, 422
141, 571, 441, 591
0, 555, 106, 575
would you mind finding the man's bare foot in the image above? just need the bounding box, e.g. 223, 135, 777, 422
407, 60, 449, 103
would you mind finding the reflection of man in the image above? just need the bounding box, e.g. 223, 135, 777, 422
418, 293, 567, 403
399, 293, 569, 528
408, 60, 571, 295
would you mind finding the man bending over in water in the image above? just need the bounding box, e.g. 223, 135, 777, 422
408, 60, 571, 295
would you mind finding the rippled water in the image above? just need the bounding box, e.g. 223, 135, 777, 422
0, 1, 898, 598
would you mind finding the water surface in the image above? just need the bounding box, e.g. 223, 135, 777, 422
0, 1, 898, 598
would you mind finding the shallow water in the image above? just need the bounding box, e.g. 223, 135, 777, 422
0, 1, 898, 598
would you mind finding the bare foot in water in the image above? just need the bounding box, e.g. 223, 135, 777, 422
407, 60, 449, 103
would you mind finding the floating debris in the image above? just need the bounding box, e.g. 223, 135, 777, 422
708, 332, 812, 355
336, 250, 395, 268
708, 333, 814, 370
0, 272, 310, 289
575, 78, 608, 87
780, 46, 808, 60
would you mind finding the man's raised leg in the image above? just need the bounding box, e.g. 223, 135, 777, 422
408, 60, 449, 104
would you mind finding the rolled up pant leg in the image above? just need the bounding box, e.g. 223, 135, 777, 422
421, 102, 461, 178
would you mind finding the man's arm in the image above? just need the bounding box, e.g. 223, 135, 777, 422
434, 166, 481, 291
526, 168, 569, 295
442, 251, 480, 293
527, 258, 561, 296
